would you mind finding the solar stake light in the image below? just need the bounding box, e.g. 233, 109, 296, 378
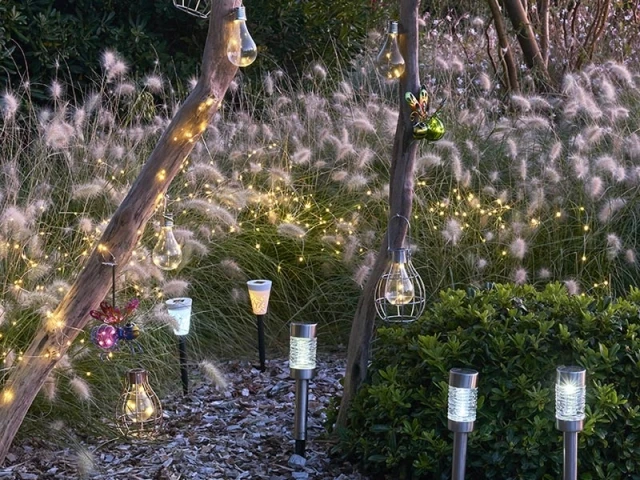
556, 366, 586, 480
166, 297, 193, 395
447, 368, 478, 480
247, 280, 272, 371
289, 322, 317, 457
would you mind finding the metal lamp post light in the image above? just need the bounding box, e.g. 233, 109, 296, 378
555, 366, 586, 480
289, 322, 317, 457
247, 280, 272, 372
166, 297, 193, 396
447, 368, 479, 480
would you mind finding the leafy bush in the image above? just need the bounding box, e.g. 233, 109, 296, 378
334, 283, 640, 479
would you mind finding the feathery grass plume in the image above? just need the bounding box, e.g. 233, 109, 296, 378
596, 155, 626, 182
26, 264, 52, 282
277, 223, 307, 240
353, 264, 371, 288
544, 167, 561, 183
181, 200, 237, 227
352, 114, 376, 134
506, 139, 518, 159
72, 179, 109, 200
382, 107, 398, 135
608, 106, 629, 122
114, 82, 136, 97
513, 268, 528, 285
269, 167, 292, 185
511, 95, 531, 112
42, 374, 57, 402
0, 304, 4, 326
199, 360, 228, 391
162, 279, 190, 297
607, 233, 623, 260
49, 81, 64, 100
151, 304, 176, 329
477, 72, 491, 92
75, 447, 96, 479
416, 153, 442, 172
0, 206, 30, 240
69, 376, 91, 402
571, 155, 589, 179
510, 238, 527, 260
356, 148, 376, 169
442, 219, 462, 245
625, 249, 636, 265
183, 237, 209, 257
312, 63, 327, 81
292, 148, 312, 166
219, 259, 245, 280
348, 173, 370, 191
548, 142, 563, 163
332, 170, 349, 183
1, 91, 19, 120
476, 258, 488, 270
538, 268, 552, 279
625, 134, 640, 161
587, 176, 604, 199
263, 73, 274, 95
231, 287, 247, 303
144, 74, 164, 93
528, 96, 553, 111
518, 115, 551, 131
563, 279, 580, 295
187, 162, 226, 184
605, 61, 635, 87
598, 198, 626, 223
77, 217, 94, 234
102, 50, 128, 81
450, 155, 463, 183
44, 119, 75, 149
592, 75, 617, 102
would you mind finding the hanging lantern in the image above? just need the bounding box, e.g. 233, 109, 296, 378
375, 216, 426, 323
116, 369, 163, 436
172, 0, 210, 18
152, 213, 183, 271
375, 21, 405, 80
227, 6, 258, 67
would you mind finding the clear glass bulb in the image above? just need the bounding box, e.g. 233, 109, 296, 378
375, 21, 405, 80
384, 257, 415, 305
556, 382, 586, 421
227, 7, 257, 67
448, 385, 478, 423
152, 215, 182, 270
290, 336, 317, 370
125, 384, 155, 423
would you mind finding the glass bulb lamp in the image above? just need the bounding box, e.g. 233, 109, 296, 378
289, 323, 317, 457
247, 280, 272, 371
375, 21, 405, 80
227, 6, 257, 67
116, 369, 162, 436
375, 248, 425, 323
152, 213, 182, 270
447, 368, 478, 480
166, 298, 193, 395
555, 366, 586, 480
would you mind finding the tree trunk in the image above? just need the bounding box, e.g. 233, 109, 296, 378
501, 0, 553, 90
335, 0, 420, 430
486, 0, 521, 92
0, 0, 240, 463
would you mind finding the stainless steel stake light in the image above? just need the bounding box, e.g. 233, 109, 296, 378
555, 366, 586, 480
289, 322, 317, 457
447, 368, 478, 480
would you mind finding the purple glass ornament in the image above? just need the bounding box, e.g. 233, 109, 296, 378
92, 324, 118, 350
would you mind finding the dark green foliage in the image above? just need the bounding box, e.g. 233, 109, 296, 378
333, 283, 640, 479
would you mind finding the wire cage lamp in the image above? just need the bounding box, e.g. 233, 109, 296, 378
172, 0, 211, 18
116, 368, 163, 437
375, 215, 426, 323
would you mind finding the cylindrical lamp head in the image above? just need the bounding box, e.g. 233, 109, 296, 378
290, 323, 317, 379
166, 297, 193, 336
247, 280, 272, 315
447, 368, 479, 433
555, 365, 586, 432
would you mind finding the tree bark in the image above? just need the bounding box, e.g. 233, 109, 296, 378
0, 0, 240, 463
486, 0, 521, 92
336, 0, 420, 430
501, 0, 553, 90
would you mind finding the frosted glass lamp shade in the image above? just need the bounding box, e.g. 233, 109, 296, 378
555, 366, 586, 422
166, 297, 192, 336
447, 368, 478, 432
289, 323, 317, 375
247, 280, 272, 315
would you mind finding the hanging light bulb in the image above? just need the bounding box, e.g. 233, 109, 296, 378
375, 21, 405, 80
116, 369, 163, 436
152, 213, 182, 270
383, 248, 415, 305
227, 6, 257, 67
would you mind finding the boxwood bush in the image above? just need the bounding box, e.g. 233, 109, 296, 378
334, 283, 640, 479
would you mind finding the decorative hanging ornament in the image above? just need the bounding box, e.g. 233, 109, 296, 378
375, 21, 405, 80
374, 215, 426, 323
172, 0, 211, 18
227, 6, 258, 67
116, 368, 163, 437
405, 85, 446, 141
89, 258, 141, 357
153, 200, 183, 271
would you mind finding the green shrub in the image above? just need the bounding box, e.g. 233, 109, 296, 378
334, 283, 640, 479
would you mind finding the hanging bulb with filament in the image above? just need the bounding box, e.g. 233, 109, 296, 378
375, 21, 405, 80
227, 6, 258, 67
383, 249, 415, 305
125, 384, 155, 422
152, 213, 182, 270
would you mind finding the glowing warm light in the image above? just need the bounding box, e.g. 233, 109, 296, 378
247, 280, 272, 315
375, 21, 405, 80
227, 7, 258, 67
